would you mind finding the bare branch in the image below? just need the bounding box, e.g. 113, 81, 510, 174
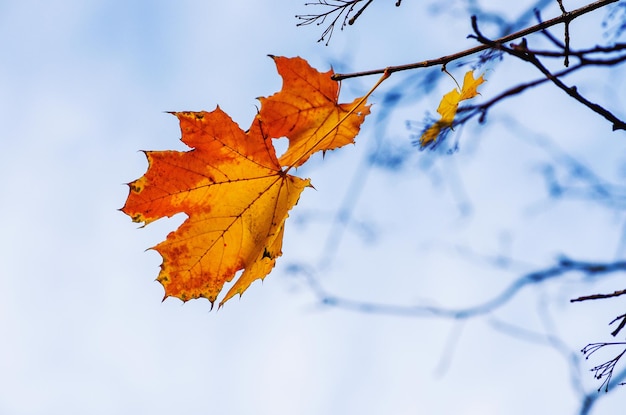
554, 0, 572, 66
296, 0, 392, 44
571, 290, 626, 302
331, 0, 620, 80
581, 342, 626, 392
610, 314, 626, 337
469, 15, 626, 131
291, 258, 626, 318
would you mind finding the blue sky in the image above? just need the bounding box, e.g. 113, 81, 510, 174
1, 1, 625, 414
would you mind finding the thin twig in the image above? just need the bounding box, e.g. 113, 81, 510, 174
348, 0, 374, 25
297, 0, 375, 44
555, 0, 571, 66
610, 314, 626, 337
581, 342, 626, 392
571, 289, 626, 302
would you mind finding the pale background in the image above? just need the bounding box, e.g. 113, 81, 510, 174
1, 1, 624, 414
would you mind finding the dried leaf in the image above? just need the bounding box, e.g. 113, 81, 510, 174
122, 108, 310, 305
122, 56, 370, 306
420, 70, 485, 147
259, 55, 371, 167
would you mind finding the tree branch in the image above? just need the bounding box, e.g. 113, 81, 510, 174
296, 0, 398, 44
581, 342, 626, 392
571, 290, 626, 302
291, 258, 626, 318
469, 14, 626, 131
331, 0, 619, 80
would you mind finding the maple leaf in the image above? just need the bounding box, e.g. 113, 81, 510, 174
259, 55, 371, 167
122, 108, 310, 306
420, 70, 485, 147
122, 56, 371, 307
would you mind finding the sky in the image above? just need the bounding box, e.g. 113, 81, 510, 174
1, 0, 625, 414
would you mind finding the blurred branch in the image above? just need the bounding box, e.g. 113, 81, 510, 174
499, 118, 626, 210
579, 366, 626, 413
295, 0, 626, 404
579, 367, 626, 413
488, 305, 587, 396
291, 257, 626, 318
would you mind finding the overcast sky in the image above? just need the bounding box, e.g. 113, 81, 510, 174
1, 1, 625, 414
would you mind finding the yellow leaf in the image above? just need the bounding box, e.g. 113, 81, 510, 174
420, 70, 485, 147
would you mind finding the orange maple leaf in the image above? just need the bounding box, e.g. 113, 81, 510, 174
122, 56, 370, 307
259, 55, 371, 167
420, 70, 485, 147
122, 108, 310, 305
